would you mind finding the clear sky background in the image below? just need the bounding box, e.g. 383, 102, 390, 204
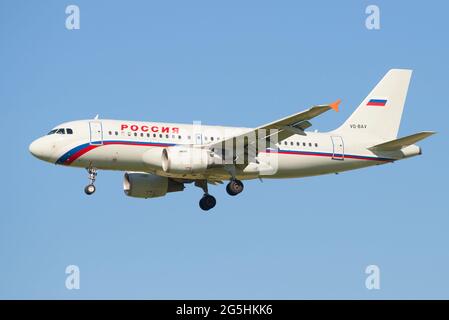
0, 0, 448, 299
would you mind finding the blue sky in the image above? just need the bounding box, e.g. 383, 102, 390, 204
0, 0, 448, 299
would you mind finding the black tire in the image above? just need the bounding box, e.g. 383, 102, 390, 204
84, 184, 96, 195
226, 179, 244, 196
199, 194, 216, 211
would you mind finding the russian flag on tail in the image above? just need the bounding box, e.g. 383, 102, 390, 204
367, 99, 387, 106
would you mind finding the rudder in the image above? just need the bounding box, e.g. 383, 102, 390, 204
334, 69, 412, 141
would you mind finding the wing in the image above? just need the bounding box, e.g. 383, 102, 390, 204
208, 99, 341, 164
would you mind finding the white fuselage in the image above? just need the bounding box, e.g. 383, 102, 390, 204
28, 70, 430, 211
29, 119, 398, 181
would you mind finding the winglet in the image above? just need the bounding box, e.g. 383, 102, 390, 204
329, 99, 341, 112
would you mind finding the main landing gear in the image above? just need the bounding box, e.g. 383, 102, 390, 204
195, 179, 244, 211
226, 179, 244, 196
84, 167, 97, 195
195, 180, 216, 211
199, 194, 216, 211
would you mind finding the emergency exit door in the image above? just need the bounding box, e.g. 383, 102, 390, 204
331, 136, 344, 160
195, 133, 203, 145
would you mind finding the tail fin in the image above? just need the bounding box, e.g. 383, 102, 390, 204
334, 69, 412, 141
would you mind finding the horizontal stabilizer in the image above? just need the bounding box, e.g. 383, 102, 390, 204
368, 131, 436, 151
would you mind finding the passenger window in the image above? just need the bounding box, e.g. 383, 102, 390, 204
140, 133, 144, 137
309, 143, 312, 147
128, 132, 131, 136
211, 137, 214, 141
108, 131, 112, 135
315, 143, 318, 147
115, 131, 118, 136
284, 141, 288, 145
66, 128, 73, 134
290, 141, 294, 146
303, 142, 306, 146
134, 132, 137, 137
153, 133, 156, 138
159, 134, 162, 138
166, 134, 169, 138
188, 135, 191, 140
296, 142, 300, 146
178, 135, 182, 139
147, 133, 150, 138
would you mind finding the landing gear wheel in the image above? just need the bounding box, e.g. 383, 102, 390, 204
84, 184, 96, 195
199, 194, 216, 211
226, 179, 244, 196
84, 167, 98, 196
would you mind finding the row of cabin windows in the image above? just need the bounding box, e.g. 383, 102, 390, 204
281, 141, 318, 148
106, 131, 222, 142
204, 136, 220, 141
48, 128, 73, 135
108, 131, 190, 140
106, 130, 317, 147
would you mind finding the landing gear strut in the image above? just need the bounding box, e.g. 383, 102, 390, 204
195, 180, 216, 211
84, 167, 97, 195
226, 179, 244, 196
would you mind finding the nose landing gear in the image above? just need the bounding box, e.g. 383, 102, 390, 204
84, 167, 97, 195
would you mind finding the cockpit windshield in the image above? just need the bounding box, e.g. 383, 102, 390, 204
47, 128, 73, 135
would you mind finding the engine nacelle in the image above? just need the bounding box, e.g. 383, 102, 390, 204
161, 146, 212, 174
142, 147, 164, 170
123, 172, 184, 198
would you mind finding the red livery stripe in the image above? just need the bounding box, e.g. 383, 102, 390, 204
65, 145, 99, 165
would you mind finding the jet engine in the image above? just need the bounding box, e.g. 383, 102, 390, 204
161, 146, 213, 174
142, 146, 217, 174
123, 172, 184, 198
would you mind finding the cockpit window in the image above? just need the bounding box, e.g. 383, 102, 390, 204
47, 128, 73, 135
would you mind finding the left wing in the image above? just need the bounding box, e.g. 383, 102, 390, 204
207, 99, 341, 163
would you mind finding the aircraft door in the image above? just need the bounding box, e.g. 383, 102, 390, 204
89, 121, 103, 145
331, 136, 344, 160
195, 133, 203, 145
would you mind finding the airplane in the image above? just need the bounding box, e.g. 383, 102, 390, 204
29, 69, 435, 211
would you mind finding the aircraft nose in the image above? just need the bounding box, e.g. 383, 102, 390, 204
29, 138, 52, 161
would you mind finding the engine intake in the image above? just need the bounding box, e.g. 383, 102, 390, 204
123, 172, 184, 198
